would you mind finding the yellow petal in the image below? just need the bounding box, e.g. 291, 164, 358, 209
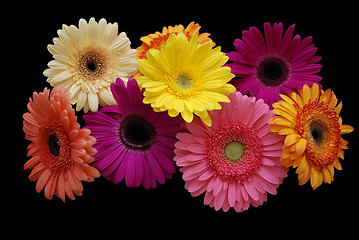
322, 167, 332, 184
278, 127, 297, 135
310, 167, 323, 190
332, 158, 342, 170
296, 155, 309, 174
181, 108, 194, 123
168, 108, 179, 117
285, 134, 301, 146
298, 166, 311, 185
195, 110, 212, 126
279, 94, 296, 107
295, 138, 307, 156
334, 101, 342, 116
311, 83, 320, 100
319, 88, 333, 105
340, 125, 354, 134
302, 84, 311, 105
272, 107, 296, 122
271, 116, 295, 128
174, 99, 185, 113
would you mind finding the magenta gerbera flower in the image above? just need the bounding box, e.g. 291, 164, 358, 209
226, 22, 322, 108
83, 77, 183, 189
174, 91, 288, 212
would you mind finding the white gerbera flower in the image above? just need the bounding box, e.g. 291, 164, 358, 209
44, 17, 138, 112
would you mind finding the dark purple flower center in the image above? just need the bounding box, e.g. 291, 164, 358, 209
119, 114, 157, 151
48, 133, 60, 156
257, 57, 290, 87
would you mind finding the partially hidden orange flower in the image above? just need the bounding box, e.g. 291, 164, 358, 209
23, 87, 100, 202
269, 84, 354, 189
136, 22, 215, 76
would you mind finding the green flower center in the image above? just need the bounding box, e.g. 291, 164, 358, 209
176, 74, 192, 90
224, 141, 245, 162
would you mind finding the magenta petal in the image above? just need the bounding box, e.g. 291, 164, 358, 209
146, 151, 165, 185
125, 152, 136, 187
151, 147, 176, 175
133, 155, 144, 187
112, 150, 128, 184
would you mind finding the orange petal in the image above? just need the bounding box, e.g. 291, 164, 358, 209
310, 167, 323, 190
285, 134, 301, 146
340, 125, 354, 134
295, 138, 307, 156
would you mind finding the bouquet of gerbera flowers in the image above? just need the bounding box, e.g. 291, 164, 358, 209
23, 18, 353, 213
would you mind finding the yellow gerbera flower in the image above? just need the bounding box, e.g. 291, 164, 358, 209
136, 21, 214, 61
136, 32, 235, 126
269, 84, 354, 189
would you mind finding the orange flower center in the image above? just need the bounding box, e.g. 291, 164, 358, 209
295, 101, 341, 169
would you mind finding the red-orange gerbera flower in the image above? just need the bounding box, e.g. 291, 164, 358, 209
23, 87, 100, 201
136, 22, 214, 74
269, 84, 354, 189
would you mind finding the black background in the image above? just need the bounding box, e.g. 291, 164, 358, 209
8, 1, 358, 229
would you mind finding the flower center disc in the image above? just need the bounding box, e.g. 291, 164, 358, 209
296, 101, 341, 169
48, 133, 60, 156
257, 57, 290, 87
224, 141, 245, 162
78, 49, 108, 81
176, 74, 192, 90
119, 114, 157, 151
309, 120, 327, 146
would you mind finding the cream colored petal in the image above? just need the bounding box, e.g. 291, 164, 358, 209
99, 88, 116, 106
76, 90, 87, 111
88, 91, 99, 112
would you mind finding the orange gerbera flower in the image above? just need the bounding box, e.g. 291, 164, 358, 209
23, 87, 100, 201
269, 84, 354, 189
136, 22, 214, 73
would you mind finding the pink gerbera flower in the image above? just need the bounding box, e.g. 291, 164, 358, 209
84, 77, 183, 189
174, 91, 288, 212
226, 22, 322, 108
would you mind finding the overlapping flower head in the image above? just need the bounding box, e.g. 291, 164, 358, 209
44, 18, 138, 113
174, 91, 287, 212
269, 84, 353, 189
22, 18, 354, 212
226, 22, 322, 109
84, 77, 183, 188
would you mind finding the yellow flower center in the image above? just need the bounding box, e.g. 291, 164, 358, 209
165, 65, 203, 99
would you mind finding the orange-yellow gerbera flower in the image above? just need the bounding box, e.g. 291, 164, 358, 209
136, 21, 214, 61
269, 84, 354, 189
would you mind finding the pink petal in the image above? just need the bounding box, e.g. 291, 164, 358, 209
244, 181, 260, 201
228, 182, 237, 207
256, 166, 280, 185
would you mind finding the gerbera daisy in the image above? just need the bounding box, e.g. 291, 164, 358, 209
269, 84, 354, 189
226, 22, 322, 108
44, 17, 138, 113
174, 91, 287, 212
137, 21, 214, 61
136, 32, 236, 126
83, 77, 183, 188
23, 87, 100, 202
